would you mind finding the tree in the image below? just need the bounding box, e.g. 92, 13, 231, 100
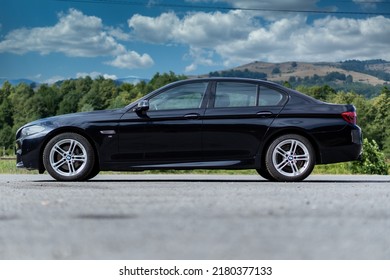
384, 126, 390, 159
346, 75, 353, 83
9, 83, 35, 129
0, 124, 13, 151
0, 95, 13, 128
32, 84, 61, 118
363, 87, 390, 150
351, 138, 388, 175
75, 76, 93, 94
78, 77, 118, 111
58, 77, 92, 114
149, 71, 187, 90
288, 76, 296, 84
57, 90, 82, 114
272, 67, 281, 75
306, 85, 336, 101
109, 92, 132, 109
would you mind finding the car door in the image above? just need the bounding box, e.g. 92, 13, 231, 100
202, 81, 286, 162
118, 81, 209, 165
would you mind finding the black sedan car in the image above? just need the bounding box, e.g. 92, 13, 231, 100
16, 78, 362, 182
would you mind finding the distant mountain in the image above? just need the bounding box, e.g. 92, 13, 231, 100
0, 78, 38, 87
0, 76, 150, 87
208, 59, 390, 86
115, 76, 150, 85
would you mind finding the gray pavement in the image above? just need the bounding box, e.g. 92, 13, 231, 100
0, 174, 389, 259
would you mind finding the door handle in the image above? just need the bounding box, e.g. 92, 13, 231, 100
184, 113, 200, 119
256, 111, 273, 117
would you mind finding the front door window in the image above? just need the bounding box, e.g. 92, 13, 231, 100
149, 82, 208, 110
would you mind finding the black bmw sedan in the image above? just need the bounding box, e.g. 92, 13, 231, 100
16, 77, 362, 182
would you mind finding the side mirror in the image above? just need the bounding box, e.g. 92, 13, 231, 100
134, 100, 149, 112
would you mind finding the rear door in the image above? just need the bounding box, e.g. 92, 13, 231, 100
202, 81, 286, 161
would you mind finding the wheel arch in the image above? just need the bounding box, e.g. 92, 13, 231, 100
259, 128, 322, 167
38, 127, 100, 174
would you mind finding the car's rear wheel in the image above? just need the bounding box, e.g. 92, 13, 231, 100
265, 134, 315, 182
85, 163, 100, 180
43, 133, 95, 181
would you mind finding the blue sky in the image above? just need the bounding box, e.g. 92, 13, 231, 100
0, 0, 389, 83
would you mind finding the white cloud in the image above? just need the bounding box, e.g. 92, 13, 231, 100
128, 12, 180, 43
76, 72, 118, 80
0, 9, 153, 70
128, 9, 390, 68
187, 0, 336, 20
189, 0, 320, 10
0, 9, 125, 56
353, 0, 379, 9
129, 10, 254, 47
184, 47, 216, 73
44, 75, 68, 84
128, 10, 256, 70
34, 74, 42, 80
215, 15, 309, 65
185, 63, 197, 73
291, 16, 390, 61
215, 15, 390, 64
107, 26, 131, 41
106, 51, 154, 69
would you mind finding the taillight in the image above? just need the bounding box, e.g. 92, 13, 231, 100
341, 111, 357, 125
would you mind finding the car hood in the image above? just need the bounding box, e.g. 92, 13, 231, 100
21, 109, 126, 129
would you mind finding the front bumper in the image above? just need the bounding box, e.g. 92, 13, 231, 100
15, 133, 47, 172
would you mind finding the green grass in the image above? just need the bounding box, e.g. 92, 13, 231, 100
313, 162, 353, 175
0, 159, 38, 174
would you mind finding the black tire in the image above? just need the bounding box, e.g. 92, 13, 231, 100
43, 133, 95, 181
265, 134, 315, 182
85, 163, 100, 180
256, 168, 275, 181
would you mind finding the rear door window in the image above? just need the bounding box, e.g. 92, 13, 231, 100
214, 82, 257, 108
259, 86, 284, 106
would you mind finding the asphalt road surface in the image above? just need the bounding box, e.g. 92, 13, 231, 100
0, 174, 389, 260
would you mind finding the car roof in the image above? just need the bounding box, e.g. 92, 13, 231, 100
183, 76, 278, 86
165, 77, 293, 94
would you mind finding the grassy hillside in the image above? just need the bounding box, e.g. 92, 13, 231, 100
207, 60, 390, 98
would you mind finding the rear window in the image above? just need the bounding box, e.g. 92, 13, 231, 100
259, 86, 284, 106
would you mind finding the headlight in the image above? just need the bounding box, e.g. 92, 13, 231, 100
21, 125, 46, 136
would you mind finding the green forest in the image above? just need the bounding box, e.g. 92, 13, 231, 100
0, 71, 389, 174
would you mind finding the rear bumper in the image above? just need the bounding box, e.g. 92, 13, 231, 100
320, 143, 362, 164
315, 125, 362, 164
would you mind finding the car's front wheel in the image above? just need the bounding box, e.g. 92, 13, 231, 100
265, 134, 315, 182
256, 168, 275, 181
43, 133, 95, 181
